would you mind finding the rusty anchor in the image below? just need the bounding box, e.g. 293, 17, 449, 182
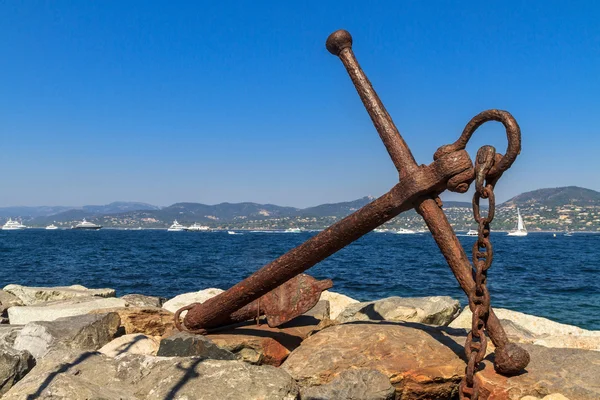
174, 30, 530, 395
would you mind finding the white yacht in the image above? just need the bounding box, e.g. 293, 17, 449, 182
227, 230, 237, 235
167, 220, 187, 232
1, 218, 26, 230
73, 219, 102, 230
284, 228, 302, 233
466, 229, 478, 236
45, 224, 59, 230
187, 223, 210, 232
395, 228, 416, 234
507, 208, 528, 236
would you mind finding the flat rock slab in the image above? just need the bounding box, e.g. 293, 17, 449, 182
162, 288, 224, 314
3, 284, 115, 306
120, 294, 166, 308
477, 343, 600, 400
0, 344, 35, 396
207, 315, 323, 366
301, 368, 395, 400
99, 333, 160, 357
89, 306, 174, 337
3, 352, 299, 400
450, 307, 600, 351
7, 297, 127, 325
157, 331, 236, 359
13, 312, 121, 359
282, 322, 465, 399
336, 296, 460, 326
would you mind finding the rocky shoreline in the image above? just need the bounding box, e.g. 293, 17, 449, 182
0, 284, 597, 399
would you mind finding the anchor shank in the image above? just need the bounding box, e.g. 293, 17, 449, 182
416, 197, 510, 347
183, 152, 472, 330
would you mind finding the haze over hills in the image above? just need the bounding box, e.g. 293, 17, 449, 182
1, 187, 599, 231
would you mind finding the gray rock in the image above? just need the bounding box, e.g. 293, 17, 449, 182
0, 290, 23, 317
157, 331, 236, 360
0, 344, 35, 395
3, 352, 299, 400
162, 287, 224, 314
13, 312, 121, 359
304, 300, 330, 320
319, 290, 359, 320
3, 284, 116, 306
301, 369, 395, 400
336, 296, 460, 326
99, 334, 159, 357
7, 296, 127, 324
0, 325, 23, 347
450, 307, 600, 351
121, 293, 166, 308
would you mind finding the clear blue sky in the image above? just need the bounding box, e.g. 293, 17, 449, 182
2, 1, 599, 208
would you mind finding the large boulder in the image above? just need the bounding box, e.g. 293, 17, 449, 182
0, 290, 23, 316
89, 307, 175, 337
300, 368, 395, 400
157, 331, 236, 359
336, 296, 460, 326
319, 290, 358, 320
3, 284, 115, 306
282, 322, 465, 399
99, 334, 160, 358
449, 307, 600, 351
162, 288, 224, 314
3, 352, 299, 400
120, 294, 166, 308
7, 296, 127, 325
0, 344, 35, 395
12, 312, 121, 359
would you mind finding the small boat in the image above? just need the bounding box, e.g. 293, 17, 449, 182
507, 208, 528, 236
167, 220, 187, 232
395, 228, 416, 234
187, 223, 210, 232
227, 231, 237, 235
373, 228, 390, 233
73, 219, 102, 230
466, 229, 478, 236
1, 218, 27, 230
284, 228, 302, 233
564, 231, 573, 237
45, 224, 58, 230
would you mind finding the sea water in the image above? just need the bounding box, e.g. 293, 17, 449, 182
1, 230, 598, 330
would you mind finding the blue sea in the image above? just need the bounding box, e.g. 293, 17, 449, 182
1, 229, 599, 330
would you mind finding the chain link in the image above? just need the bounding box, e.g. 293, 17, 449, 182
459, 146, 497, 400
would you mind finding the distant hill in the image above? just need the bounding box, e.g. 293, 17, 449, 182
502, 186, 600, 207
0, 206, 73, 218
81, 202, 160, 215
8, 186, 600, 231
299, 196, 375, 217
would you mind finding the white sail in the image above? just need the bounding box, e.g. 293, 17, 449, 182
517, 209, 525, 231
507, 208, 527, 236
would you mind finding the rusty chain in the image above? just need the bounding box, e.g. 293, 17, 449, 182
459, 145, 498, 399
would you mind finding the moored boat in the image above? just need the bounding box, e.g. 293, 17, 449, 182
73, 219, 102, 230
187, 223, 210, 231
2, 218, 27, 230
507, 208, 528, 236
45, 224, 59, 230
167, 220, 187, 231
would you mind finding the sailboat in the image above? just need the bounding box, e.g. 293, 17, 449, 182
507, 208, 528, 236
